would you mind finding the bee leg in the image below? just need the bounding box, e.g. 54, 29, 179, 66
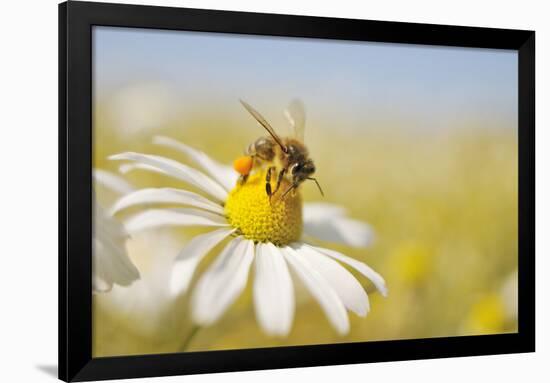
273, 167, 287, 196
266, 166, 275, 202
239, 173, 249, 185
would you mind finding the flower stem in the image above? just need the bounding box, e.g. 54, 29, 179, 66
179, 325, 201, 352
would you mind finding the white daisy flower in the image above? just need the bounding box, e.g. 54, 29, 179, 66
92, 170, 140, 293
110, 136, 387, 336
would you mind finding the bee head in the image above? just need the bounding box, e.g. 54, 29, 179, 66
302, 159, 316, 176
291, 159, 315, 179
290, 159, 323, 197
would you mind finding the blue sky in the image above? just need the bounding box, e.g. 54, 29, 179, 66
93, 26, 518, 131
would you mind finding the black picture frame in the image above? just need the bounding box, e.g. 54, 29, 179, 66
59, 1, 535, 381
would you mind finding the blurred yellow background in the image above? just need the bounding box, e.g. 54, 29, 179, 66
92, 113, 518, 356
91, 27, 518, 357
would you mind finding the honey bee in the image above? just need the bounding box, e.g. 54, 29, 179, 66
234, 99, 324, 201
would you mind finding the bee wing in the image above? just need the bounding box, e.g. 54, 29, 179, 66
284, 98, 306, 141
240, 100, 287, 152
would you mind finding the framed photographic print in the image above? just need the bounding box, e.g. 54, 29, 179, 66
59, 1, 535, 381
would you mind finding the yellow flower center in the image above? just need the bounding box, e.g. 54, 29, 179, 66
225, 170, 302, 246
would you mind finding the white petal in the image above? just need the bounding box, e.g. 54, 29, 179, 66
93, 169, 135, 195
192, 237, 254, 325
92, 273, 112, 293
282, 246, 349, 335
110, 188, 224, 216
303, 203, 346, 220
153, 136, 239, 191
303, 203, 374, 248
93, 238, 139, 287
119, 163, 161, 175
95, 205, 128, 239
109, 152, 228, 202
253, 243, 295, 336
170, 228, 236, 296
123, 208, 229, 233
93, 203, 140, 293
292, 243, 369, 316
307, 244, 388, 297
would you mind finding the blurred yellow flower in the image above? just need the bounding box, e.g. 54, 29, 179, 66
391, 242, 434, 286
462, 270, 518, 335
464, 293, 506, 334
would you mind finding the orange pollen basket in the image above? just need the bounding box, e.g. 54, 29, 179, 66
233, 156, 254, 175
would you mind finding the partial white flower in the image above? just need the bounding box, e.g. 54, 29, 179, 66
92, 170, 140, 293
96, 229, 188, 335
110, 136, 387, 336
93, 170, 187, 335
302, 203, 375, 247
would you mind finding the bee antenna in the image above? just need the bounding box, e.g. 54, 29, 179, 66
308, 177, 324, 197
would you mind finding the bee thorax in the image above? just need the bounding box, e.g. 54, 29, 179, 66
249, 137, 275, 161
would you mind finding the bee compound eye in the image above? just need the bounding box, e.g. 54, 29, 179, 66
307, 159, 315, 170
